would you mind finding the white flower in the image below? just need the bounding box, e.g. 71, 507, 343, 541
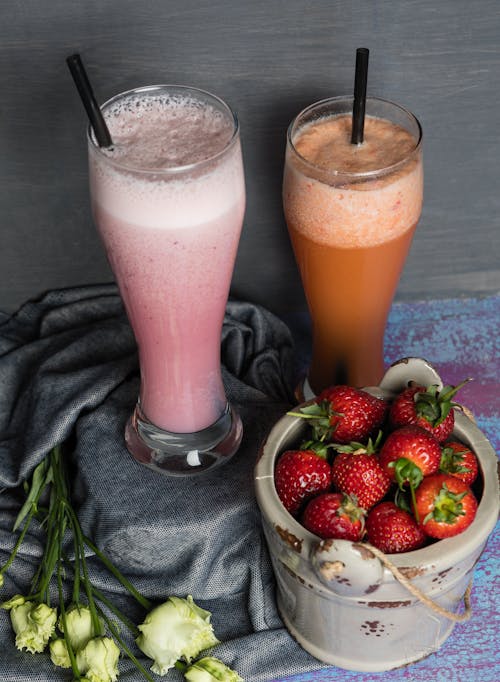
59, 604, 98, 651
184, 656, 244, 682
50, 638, 71, 668
10, 601, 57, 653
76, 636, 120, 682
136, 595, 220, 676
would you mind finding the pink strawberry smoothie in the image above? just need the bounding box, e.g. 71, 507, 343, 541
89, 89, 245, 433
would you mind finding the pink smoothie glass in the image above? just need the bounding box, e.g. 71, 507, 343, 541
88, 85, 245, 475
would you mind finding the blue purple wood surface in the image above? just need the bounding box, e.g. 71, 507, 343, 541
278, 294, 499, 682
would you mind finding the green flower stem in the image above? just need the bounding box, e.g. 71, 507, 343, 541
47, 446, 103, 638
0, 504, 37, 579
57, 512, 81, 680
89, 584, 140, 637
71, 524, 81, 606
34, 493, 63, 604
63, 502, 104, 638
12, 457, 51, 532
83, 536, 152, 612
175, 661, 188, 672
96, 605, 157, 682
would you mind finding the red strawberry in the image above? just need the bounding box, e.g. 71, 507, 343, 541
439, 440, 479, 486
379, 425, 442, 519
365, 501, 426, 554
389, 380, 470, 443
289, 385, 387, 444
379, 425, 441, 487
302, 492, 365, 541
274, 444, 331, 515
415, 473, 478, 539
331, 435, 391, 510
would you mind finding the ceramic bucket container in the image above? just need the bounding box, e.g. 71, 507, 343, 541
255, 358, 499, 672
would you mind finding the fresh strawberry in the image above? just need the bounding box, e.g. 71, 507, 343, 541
388, 379, 470, 443
302, 492, 366, 541
331, 434, 391, 510
379, 425, 442, 519
289, 385, 387, 444
365, 501, 426, 554
439, 440, 479, 486
415, 473, 478, 539
274, 443, 331, 516
379, 425, 441, 487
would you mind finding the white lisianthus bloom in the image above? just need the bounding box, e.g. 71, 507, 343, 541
136, 595, 220, 675
76, 636, 120, 682
184, 656, 244, 682
59, 604, 98, 651
10, 601, 57, 653
50, 638, 72, 668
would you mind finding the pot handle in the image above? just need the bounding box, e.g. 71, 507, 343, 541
377, 357, 443, 395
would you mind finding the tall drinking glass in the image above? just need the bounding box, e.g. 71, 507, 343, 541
88, 85, 245, 475
283, 96, 423, 395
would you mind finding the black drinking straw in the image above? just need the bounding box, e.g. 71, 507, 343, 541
66, 53, 113, 148
351, 47, 369, 145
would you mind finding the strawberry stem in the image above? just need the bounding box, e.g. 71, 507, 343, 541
409, 483, 419, 524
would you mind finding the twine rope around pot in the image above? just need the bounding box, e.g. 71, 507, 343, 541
360, 542, 473, 622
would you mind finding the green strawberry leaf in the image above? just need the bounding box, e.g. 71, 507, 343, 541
439, 446, 472, 475
299, 439, 333, 460
390, 457, 424, 492
428, 483, 467, 525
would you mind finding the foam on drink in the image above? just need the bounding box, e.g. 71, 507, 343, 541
90, 92, 241, 230
286, 115, 422, 249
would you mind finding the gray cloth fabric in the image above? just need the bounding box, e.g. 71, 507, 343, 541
0, 284, 323, 681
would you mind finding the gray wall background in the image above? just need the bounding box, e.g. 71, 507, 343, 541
1, 0, 499, 316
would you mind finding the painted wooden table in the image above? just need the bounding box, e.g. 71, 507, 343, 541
278, 294, 499, 682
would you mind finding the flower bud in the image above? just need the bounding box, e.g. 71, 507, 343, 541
59, 604, 98, 651
76, 636, 120, 682
184, 656, 244, 682
1, 593, 26, 610
136, 595, 220, 675
50, 638, 71, 668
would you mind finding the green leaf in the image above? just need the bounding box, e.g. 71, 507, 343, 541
13, 458, 52, 532
391, 457, 424, 492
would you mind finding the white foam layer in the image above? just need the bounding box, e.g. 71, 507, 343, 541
90, 149, 243, 229
89, 91, 244, 229
284, 114, 423, 248
284, 159, 423, 248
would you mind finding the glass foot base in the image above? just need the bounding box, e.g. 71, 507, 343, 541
124, 403, 243, 476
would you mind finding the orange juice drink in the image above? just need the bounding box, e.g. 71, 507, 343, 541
283, 97, 423, 392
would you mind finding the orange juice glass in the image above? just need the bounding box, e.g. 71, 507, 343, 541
283, 96, 423, 393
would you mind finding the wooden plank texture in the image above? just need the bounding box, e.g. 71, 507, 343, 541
1, 1, 499, 314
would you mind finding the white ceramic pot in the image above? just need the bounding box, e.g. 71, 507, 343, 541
255, 358, 499, 672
